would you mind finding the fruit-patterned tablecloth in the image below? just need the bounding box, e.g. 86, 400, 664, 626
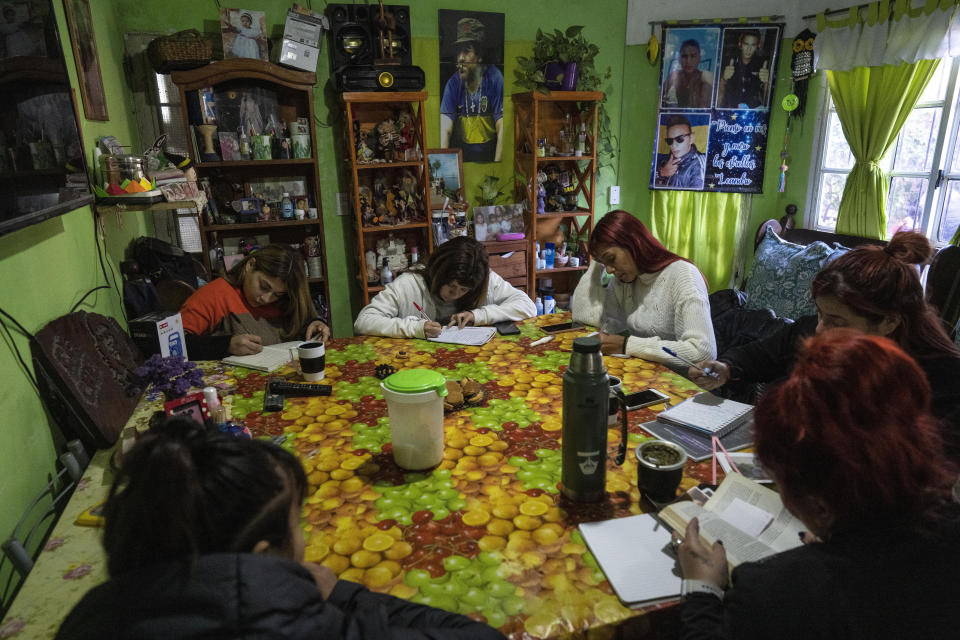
2, 314, 719, 640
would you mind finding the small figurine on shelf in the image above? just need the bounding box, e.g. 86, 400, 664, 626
396, 111, 417, 160
359, 185, 375, 226
375, 119, 401, 161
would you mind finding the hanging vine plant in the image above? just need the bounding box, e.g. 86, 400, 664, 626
515, 26, 618, 173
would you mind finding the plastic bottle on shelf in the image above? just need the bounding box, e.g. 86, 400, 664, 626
411, 246, 419, 264
535, 296, 544, 315
280, 193, 294, 219
543, 295, 556, 315
577, 123, 587, 157
239, 128, 251, 160
381, 257, 393, 285
544, 242, 555, 269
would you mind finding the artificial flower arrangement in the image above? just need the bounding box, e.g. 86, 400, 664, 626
127, 354, 205, 399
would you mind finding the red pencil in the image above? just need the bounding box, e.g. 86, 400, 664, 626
412, 302, 430, 321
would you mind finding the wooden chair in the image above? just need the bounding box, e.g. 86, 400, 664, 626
156, 278, 196, 313
925, 244, 960, 339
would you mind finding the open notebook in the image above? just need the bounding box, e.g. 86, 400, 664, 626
578, 514, 681, 608
427, 326, 496, 346
221, 341, 303, 372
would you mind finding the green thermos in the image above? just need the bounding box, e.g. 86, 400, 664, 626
561, 336, 610, 502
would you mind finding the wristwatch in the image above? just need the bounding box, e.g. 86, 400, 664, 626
681, 579, 725, 601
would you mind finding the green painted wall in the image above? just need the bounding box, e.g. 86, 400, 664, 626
113, 0, 629, 329
0, 0, 148, 595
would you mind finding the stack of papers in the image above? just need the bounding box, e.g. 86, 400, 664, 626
427, 326, 496, 346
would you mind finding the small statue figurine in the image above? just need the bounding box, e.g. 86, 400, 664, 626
374, 119, 401, 161
396, 111, 416, 159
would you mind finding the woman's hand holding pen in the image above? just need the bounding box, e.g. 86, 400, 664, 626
447, 311, 475, 330
305, 320, 331, 343
230, 333, 263, 356
422, 321, 442, 338
689, 360, 730, 390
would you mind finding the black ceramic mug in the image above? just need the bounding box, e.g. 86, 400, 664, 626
297, 342, 325, 381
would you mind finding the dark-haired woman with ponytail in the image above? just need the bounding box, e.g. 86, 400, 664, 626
690, 231, 960, 461
55, 417, 505, 640
354, 236, 535, 338
572, 210, 716, 364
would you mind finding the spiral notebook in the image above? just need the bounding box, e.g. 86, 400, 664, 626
656, 392, 753, 438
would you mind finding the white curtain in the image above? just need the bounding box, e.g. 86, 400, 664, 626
815, 0, 960, 71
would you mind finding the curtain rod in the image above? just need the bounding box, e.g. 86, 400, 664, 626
647, 15, 786, 28
801, 2, 885, 20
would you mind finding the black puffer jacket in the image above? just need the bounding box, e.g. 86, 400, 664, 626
55, 553, 505, 640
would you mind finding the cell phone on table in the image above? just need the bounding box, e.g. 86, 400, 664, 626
540, 321, 585, 334
622, 388, 671, 410
494, 321, 520, 335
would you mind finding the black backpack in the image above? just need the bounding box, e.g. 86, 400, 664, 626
131, 236, 200, 289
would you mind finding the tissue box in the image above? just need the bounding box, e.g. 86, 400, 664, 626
129, 312, 188, 359
279, 7, 327, 72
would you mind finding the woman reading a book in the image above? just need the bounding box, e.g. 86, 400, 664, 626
688, 231, 960, 461
676, 330, 960, 639
354, 236, 535, 339
56, 416, 505, 639
571, 210, 716, 365
180, 244, 330, 359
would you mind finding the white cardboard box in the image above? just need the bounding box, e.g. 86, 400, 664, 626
129, 312, 188, 360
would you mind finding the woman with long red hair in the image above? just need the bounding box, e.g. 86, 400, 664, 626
691, 230, 960, 461
572, 210, 715, 364
677, 330, 960, 639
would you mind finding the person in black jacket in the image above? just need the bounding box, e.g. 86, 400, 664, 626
690, 231, 960, 462
676, 330, 960, 640
55, 417, 504, 640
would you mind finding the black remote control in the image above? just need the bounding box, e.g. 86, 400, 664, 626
268, 380, 333, 397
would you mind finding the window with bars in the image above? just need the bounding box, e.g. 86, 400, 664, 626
810, 58, 960, 244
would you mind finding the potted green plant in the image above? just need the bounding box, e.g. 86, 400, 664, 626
515, 26, 616, 169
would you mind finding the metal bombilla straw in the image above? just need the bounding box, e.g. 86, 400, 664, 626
613, 387, 629, 465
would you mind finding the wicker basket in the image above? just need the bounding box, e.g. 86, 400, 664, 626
148, 30, 212, 74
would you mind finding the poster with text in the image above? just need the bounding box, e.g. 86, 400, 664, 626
650, 24, 782, 194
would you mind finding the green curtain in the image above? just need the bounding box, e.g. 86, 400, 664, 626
650, 190, 743, 292
827, 58, 940, 238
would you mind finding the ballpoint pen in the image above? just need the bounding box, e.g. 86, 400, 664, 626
662, 346, 719, 379
412, 302, 430, 321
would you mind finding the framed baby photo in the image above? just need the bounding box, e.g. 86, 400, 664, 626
427, 148, 463, 211
220, 7, 267, 61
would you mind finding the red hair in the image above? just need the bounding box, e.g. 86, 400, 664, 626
589, 210, 691, 274
754, 330, 957, 533
811, 231, 959, 358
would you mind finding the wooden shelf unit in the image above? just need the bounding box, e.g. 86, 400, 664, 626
512, 90, 603, 299
172, 59, 331, 325
342, 92, 433, 304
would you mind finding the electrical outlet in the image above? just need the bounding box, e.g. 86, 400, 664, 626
609, 185, 621, 205
336, 193, 350, 216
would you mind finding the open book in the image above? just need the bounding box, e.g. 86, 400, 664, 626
578, 514, 681, 608
427, 326, 496, 346
656, 392, 753, 438
221, 340, 303, 372
658, 472, 804, 568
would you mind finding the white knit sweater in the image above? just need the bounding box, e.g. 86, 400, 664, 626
354, 271, 537, 338
571, 260, 716, 365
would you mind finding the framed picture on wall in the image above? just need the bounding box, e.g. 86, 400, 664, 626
63, 0, 108, 121
220, 8, 267, 61
426, 148, 463, 211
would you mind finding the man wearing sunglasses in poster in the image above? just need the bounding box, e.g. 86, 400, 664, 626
654, 114, 706, 189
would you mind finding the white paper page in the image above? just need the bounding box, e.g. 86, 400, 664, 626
579, 514, 681, 607
718, 498, 773, 538
427, 326, 496, 346
704, 473, 805, 554
222, 341, 302, 372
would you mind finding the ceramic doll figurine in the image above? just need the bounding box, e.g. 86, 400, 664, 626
375, 119, 400, 161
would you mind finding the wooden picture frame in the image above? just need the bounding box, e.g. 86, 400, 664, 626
426, 148, 463, 211
63, 0, 108, 121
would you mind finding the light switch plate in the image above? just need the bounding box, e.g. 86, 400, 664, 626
609, 185, 621, 205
